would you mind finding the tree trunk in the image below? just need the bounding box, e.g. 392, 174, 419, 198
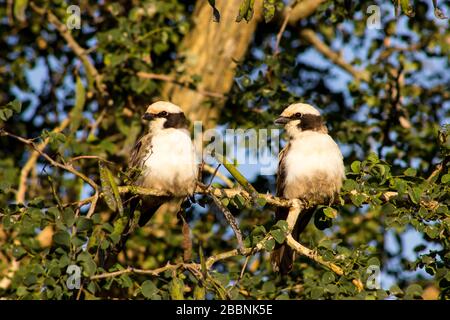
162, 0, 261, 129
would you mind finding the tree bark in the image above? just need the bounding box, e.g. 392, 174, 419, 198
162, 0, 261, 128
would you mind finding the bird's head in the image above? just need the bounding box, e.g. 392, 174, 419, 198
142, 101, 188, 132
275, 103, 327, 137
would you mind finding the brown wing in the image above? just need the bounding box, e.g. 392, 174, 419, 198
128, 133, 153, 183
271, 142, 297, 274
276, 143, 289, 198
129, 134, 152, 168
271, 142, 316, 274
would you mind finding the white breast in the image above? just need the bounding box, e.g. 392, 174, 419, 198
284, 131, 345, 197
142, 128, 198, 196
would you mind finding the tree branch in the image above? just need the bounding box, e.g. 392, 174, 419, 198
299, 28, 370, 82
90, 262, 197, 280
1, 130, 100, 217
286, 0, 326, 25
29, 2, 105, 94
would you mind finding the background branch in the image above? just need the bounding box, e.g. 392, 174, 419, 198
300, 28, 370, 82
30, 2, 105, 94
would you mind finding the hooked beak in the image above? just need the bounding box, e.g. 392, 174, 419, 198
274, 116, 289, 125
142, 112, 154, 121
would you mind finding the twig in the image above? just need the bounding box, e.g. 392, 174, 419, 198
68, 155, 112, 165
275, 0, 298, 55
87, 109, 107, 139
203, 164, 234, 188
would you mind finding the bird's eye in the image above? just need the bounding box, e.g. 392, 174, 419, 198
159, 111, 168, 117
295, 113, 302, 118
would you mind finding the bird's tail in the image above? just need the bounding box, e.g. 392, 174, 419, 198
271, 207, 315, 274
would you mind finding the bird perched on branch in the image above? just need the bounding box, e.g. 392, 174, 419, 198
271, 103, 345, 274
128, 101, 198, 226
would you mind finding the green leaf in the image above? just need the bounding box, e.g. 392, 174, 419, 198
425, 225, 439, 239
404, 168, 417, 177
221, 198, 229, 206
270, 229, 286, 244
14, 0, 28, 23
350, 193, 366, 206
343, 179, 358, 191
321, 272, 335, 284
351, 161, 361, 173
69, 76, 86, 133
53, 230, 71, 248
256, 197, 267, 207
323, 207, 338, 219
264, 238, 276, 251
236, 0, 255, 22
76, 217, 93, 232
408, 187, 422, 204
62, 208, 75, 227
367, 152, 379, 164
169, 278, 185, 300
0, 109, 13, 121
405, 284, 423, 297
99, 162, 122, 214
263, 0, 276, 23
274, 220, 289, 233
199, 245, 207, 277
193, 285, 206, 300
77, 251, 97, 276
389, 284, 403, 296
400, 0, 415, 17
99, 162, 116, 212
234, 194, 246, 209
367, 257, 381, 266
12, 246, 27, 259
141, 280, 158, 299
9, 99, 22, 113
441, 174, 450, 184
310, 287, 324, 299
